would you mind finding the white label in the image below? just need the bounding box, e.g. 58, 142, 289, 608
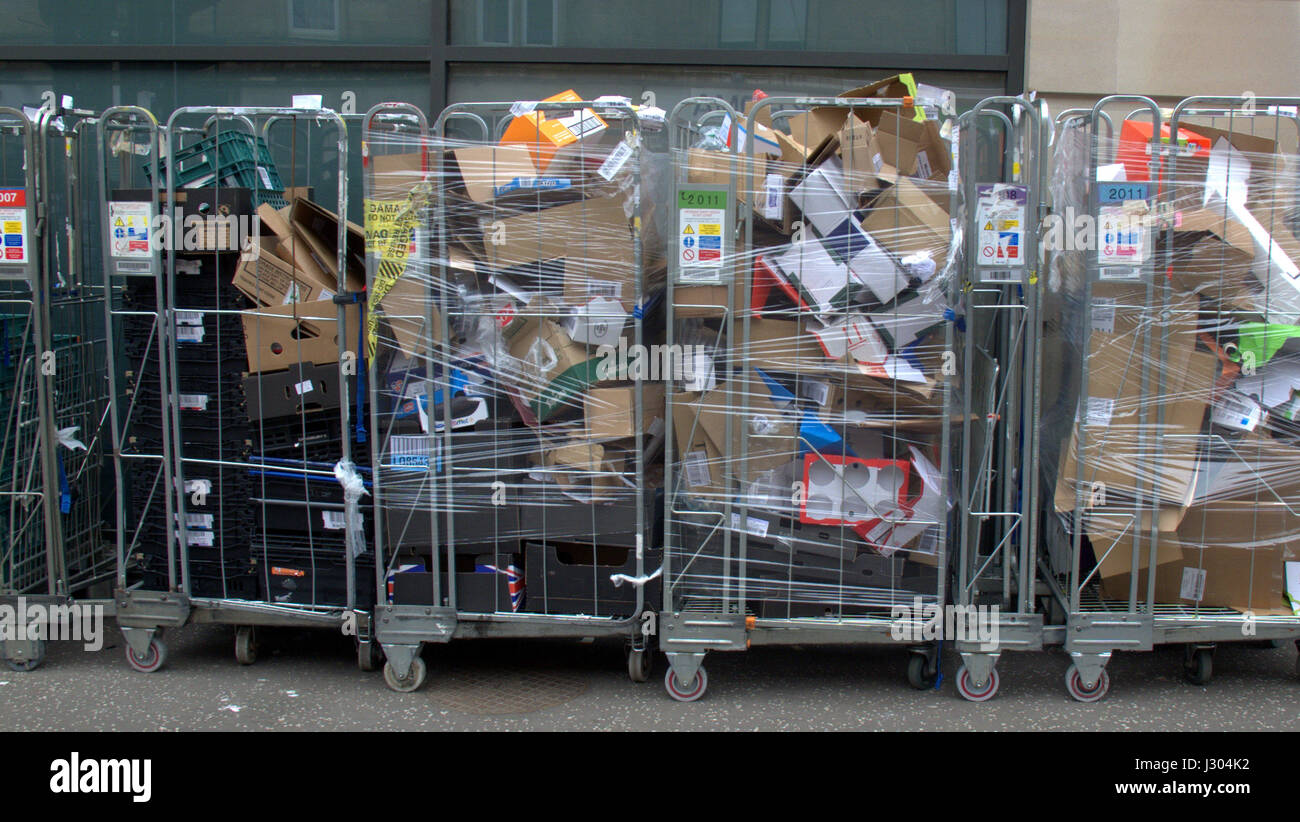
730, 512, 770, 538
587, 279, 622, 298
597, 141, 633, 181
257, 166, 274, 190
684, 449, 711, 488
185, 513, 214, 529
678, 207, 725, 274
294, 380, 315, 396
176, 310, 204, 326
761, 173, 784, 221
322, 510, 346, 530
1180, 566, 1207, 601
914, 150, 933, 180
1211, 391, 1261, 432
799, 379, 831, 407
179, 393, 210, 411
109, 201, 152, 259
1086, 396, 1114, 426
186, 529, 215, 547
872, 152, 884, 173
975, 184, 1027, 268
1091, 297, 1117, 334
1098, 205, 1147, 266
292, 94, 323, 110
176, 325, 205, 343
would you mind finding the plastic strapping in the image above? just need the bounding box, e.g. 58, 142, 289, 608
333, 459, 370, 503
610, 565, 662, 588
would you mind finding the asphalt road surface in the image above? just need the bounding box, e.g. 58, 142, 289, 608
3, 620, 1298, 731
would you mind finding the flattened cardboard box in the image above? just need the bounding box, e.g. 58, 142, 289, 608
861, 175, 952, 267
288, 197, 367, 289
1054, 309, 1216, 513
233, 204, 336, 307
585, 382, 666, 441
1103, 501, 1298, 614
243, 300, 361, 374
482, 194, 634, 303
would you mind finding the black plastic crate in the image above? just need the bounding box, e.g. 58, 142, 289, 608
523, 541, 657, 618
389, 551, 522, 613
244, 362, 343, 420
258, 545, 376, 608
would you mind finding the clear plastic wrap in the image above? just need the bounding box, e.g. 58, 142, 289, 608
1043, 107, 1300, 616
662, 82, 960, 620
364, 95, 669, 618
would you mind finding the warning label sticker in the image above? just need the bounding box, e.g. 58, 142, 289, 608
975, 184, 1027, 267
0, 188, 28, 266
109, 201, 152, 259
679, 208, 724, 269
1098, 205, 1148, 266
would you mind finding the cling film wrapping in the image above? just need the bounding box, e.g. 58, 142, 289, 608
1042, 109, 1300, 615
660, 83, 963, 619
365, 95, 673, 618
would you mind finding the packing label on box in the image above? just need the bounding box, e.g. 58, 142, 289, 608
729, 512, 770, 538
761, 173, 784, 221
1211, 390, 1261, 431
1091, 297, 1117, 333
185, 529, 214, 548
185, 513, 214, 530
294, 380, 314, 396
684, 449, 712, 488
676, 187, 729, 284
179, 393, 210, 411
108, 200, 151, 260
1098, 206, 1148, 266
597, 138, 634, 181
1085, 396, 1114, 426
975, 183, 1027, 269
322, 510, 346, 531
1180, 566, 1207, 601
0, 188, 28, 271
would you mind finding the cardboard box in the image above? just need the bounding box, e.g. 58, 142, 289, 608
370, 152, 427, 200
686, 148, 766, 205
233, 236, 331, 308
585, 382, 666, 441
873, 110, 951, 183
862, 175, 952, 268
1055, 297, 1216, 512
374, 264, 446, 358
499, 89, 607, 172
770, 235, 863, 316
483, 194, 634, 303
504, 314, 601, 421
789, 156, 854, 237
1103, 501, 1298, 614
451, 144, 538, 203
671, 378, 798, 498
287, 197, 367, 290
243, 300, 361, 374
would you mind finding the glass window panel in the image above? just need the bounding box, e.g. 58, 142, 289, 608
0, 0, 432, 46
451, 0, 1009, 54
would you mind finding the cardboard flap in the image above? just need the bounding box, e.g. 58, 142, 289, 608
452, 145, 539, 203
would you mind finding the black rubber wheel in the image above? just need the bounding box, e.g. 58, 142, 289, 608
906, 653, 936, 690
3, 640, 45, 672
627, 647, 652, 683
1184, 647, 1213, 686
234, 626, 258, 666
357, 640, 384, 672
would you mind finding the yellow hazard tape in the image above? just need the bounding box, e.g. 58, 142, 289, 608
366, 180, 432, 362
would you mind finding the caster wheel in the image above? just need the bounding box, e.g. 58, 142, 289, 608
357, 640, 384, 673
383, 657, 427, 693
4, 640, 45, 672
1065, 664, 1109, 702
234, 627, 258, 666
1184, 647, 1213, 686
125, 639, 167, 673
1295, 653, 1300, 680
955, 665, 999, 702
664, 665, 707, 702
906, 653, 937, 690
627, 648, 652, 683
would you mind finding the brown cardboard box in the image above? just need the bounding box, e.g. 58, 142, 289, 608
370, 152, 427, 200
287, 197, 367, 290
484, 194, 634, 303
503, 314, 600, 420
1055, 299, 1216, 513
1104, 501, 1297, 613
451, 145, 537, 203
670, 378, 797, 497
233, 237, 331, 308
686, 148, 766, 205
1085, 508, 1185, 596
873, 110, 951, 183
585, 382, 666, 441
243, 300, 361, 374
374, 266, 445, 358
862, 175, 952, 266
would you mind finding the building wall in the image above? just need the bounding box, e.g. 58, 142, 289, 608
1028, 0, 1300, 101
